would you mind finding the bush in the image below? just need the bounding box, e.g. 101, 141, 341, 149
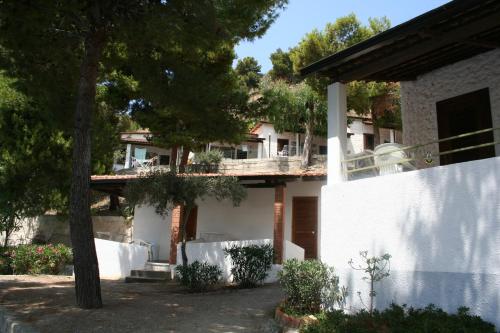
302, 304, 496, 333
10, 244, 73, 275
0, 247, 13, 274
224, 244, 274, 288
279, 259, 346, 315
175, 261, 222, 292
193, 150, 223, 165
188, 150, 224, 173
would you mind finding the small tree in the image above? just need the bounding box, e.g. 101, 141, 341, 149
349, 251, 391, 315
125, 171, 247, 267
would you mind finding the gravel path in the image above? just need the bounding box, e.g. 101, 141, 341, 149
0, 276, 283, 333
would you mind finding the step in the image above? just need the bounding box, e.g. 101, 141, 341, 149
130, 269, 170, 279
125, 276, 167, 283
144, 261, 171, 272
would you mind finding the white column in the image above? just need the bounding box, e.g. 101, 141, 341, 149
124, 144, 132, 168
327, 82, 347, 185
390, 129, 395, 143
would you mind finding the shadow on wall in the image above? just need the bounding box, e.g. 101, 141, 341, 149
372, 157, 500, 325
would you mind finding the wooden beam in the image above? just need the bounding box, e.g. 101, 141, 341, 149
335, 11, 500, 82
273, 184, 285, 264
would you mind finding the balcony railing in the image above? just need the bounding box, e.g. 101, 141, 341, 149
342, 127, 500, 180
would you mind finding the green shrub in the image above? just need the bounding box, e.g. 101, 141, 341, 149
279, 259, 346, 315
10, 244, 73, 275
224, 244, 274, 288
190, 150, 224, 173
175, 261, 222, 292
302, 304, 496, 333
0, 247, 13, 274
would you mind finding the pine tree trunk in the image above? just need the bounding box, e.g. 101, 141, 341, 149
373, 114, 381, 147
180, 205, 193, 267
68, 28, 105, 309
170, 145, 178, 172
301, 119, 314, 169
179, 147, 190, 173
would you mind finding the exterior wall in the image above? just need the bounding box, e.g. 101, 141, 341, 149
347, 119, 373, 155
320, 156, 500, 326
401, 48, 500, 167
132, 205, 171, 260
2, 215, 131, 246
176, 239, 303, 283
95, 238, 149, 279
254, 123, 327, 158
131, 180, 325, 260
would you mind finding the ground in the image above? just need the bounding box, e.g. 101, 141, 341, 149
0, 276, 283, 333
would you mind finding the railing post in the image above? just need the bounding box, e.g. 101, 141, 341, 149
327, 82, 347, 185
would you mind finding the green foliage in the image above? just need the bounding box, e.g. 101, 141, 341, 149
235, 56, 263, 90
269, 48, 297, 83
349, 251, 391, 315
302, 304, 496, 333
279, 259, 346, 315
175, 260, 222, 292
259, 78, 327, 136
224, 244, 274, 288
125, 171, 247, 215
0, 247, 13, 274
190, 150, 224, 173
9, 244, 73, 275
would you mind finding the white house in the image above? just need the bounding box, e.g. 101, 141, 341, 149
301, 0, 500, 326
91, 0, 500, 326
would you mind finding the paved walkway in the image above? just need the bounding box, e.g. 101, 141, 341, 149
0, 276, 283, 333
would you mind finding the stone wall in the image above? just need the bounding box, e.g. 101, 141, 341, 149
220, 155, 326, 174
401, 48, 500, 168
2, 215, 132, 246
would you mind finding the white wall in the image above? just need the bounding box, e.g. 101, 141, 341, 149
255, 123, 327, 158
132, 180, 325, 261
321, 156, 500, 326
95, 238, 149, 279
176, 239, 303, 283
133, 205, 171, 260
347, 119, 373, 155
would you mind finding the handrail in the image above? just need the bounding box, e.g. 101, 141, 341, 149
342, 127, 500, 164
343, 127, 500, 176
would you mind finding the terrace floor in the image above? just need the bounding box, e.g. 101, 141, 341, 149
0, 275, 283, 333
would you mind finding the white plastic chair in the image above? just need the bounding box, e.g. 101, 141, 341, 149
374, 143, 406, 175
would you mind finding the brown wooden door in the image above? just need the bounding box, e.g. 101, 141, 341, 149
292, 197, 318, 259
185, 206, 197, 241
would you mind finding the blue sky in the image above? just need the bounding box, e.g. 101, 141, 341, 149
235, 0, 450, 72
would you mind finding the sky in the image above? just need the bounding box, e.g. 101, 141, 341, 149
235, 0, 450, 72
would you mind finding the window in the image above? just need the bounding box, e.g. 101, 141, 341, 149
437, 88, 494, 166
319, 146, 327, 155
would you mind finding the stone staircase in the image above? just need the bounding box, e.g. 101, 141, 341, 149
125, 261, 173, 283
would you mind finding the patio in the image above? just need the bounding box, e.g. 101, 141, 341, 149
0, 276, 283, 333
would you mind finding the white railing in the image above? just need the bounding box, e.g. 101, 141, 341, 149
343, 127, 500, 180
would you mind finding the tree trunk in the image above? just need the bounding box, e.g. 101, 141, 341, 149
372, 108, 381, 147
170, 145, 178, 172
180, 204, 193, 267
68, 28, 105, 309
301, 119, 314, 169
109, 194, 120, 211
179, 147, 190, 173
